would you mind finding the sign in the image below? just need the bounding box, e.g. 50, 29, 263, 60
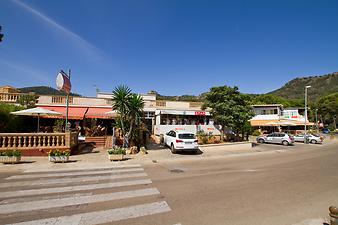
195, 111, 206, 116
56, 70, 71, 94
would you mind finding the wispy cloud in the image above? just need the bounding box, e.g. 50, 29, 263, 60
12, 0, 103, 60
0, 59, 50, 84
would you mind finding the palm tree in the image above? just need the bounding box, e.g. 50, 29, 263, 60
125, 94, 144, 146
112, 85, 144, 147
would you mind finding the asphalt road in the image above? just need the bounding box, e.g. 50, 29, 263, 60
0, 141, 337, 225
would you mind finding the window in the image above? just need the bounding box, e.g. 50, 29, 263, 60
178, 133, 195, 139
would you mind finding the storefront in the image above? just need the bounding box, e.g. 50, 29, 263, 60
154, 109, 221, 135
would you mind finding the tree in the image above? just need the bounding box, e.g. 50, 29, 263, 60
17, 94, 38, 108
112, 85, 145, 147
0, 26, 3, 42
0, 103, 38, 133
317, 92, 338, 130
203, 85, 254, 141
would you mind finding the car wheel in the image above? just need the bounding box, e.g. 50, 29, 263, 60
171, 144, 177, 154
310, 139, 317, 144
282, 140, 289, 146
258, 139, 264, 143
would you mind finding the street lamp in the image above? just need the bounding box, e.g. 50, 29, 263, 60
315, 109, 319, 133
304, 85, 311, 143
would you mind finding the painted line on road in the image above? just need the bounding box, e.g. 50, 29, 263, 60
0, 172, 148, 188
7, 168, 144, 180
0, 179, 152, 198
23, 164, 142, 173
0, 188, 160, 214
11, 201, 171, 225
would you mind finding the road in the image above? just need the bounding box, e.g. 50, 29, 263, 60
0, 141, 337, 225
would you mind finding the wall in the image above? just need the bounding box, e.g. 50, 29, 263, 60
154, 124, 222, 136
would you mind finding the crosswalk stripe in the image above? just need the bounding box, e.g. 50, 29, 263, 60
11, 201, 171, 225
0, 172, 148, 188
23, 164, 142, 173
6, 168, 144, 180
0, 179, 152, 198
0, 188, 160, 214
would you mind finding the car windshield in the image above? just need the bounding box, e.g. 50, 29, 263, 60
178, 133, 195, 139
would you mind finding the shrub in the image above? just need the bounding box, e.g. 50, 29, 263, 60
48, 150, 70, 157
107, 146, 126, 155
252, 130, 261, 136
0, 150, 21, 157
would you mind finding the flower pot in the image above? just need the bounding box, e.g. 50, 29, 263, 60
48, 155, 69, 163
0, 156, 21, 164
108, 154, 124, 161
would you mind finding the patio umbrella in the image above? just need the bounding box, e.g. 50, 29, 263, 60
10, 107, 62, 132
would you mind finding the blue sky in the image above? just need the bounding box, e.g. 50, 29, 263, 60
1, 0, 338, 97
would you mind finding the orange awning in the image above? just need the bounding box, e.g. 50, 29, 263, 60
40, 106, 87, 119
39, 106, 113, 120
85, 108, 113, 119
250, 119, 315, 127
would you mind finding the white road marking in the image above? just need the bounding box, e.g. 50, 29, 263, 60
23, 164, 142, 173
7, 168, 144, 180
0, 179, 152, 198
0, 172, 148, 188
0, 188, 160, 214
11, 201, 171, 225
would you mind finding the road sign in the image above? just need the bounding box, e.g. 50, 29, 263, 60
56, 70, 71, 94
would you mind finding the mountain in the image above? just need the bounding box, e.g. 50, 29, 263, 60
268, 72, 338, 101
19, 86, 81, 96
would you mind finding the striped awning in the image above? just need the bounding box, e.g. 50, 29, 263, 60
250, 119, 315, 126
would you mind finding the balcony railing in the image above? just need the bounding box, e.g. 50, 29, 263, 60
0, 132, 78, 151
52, 96, 74, 104
0, 93, 29, 103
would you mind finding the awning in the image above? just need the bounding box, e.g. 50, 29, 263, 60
156, 109, 210, 116
250, 119, 315, 127
85, 108, 113, 119
40, 106, 113, 120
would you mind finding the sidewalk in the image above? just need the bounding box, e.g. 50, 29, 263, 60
0, 142, 254, 172
1, 138, 337, 173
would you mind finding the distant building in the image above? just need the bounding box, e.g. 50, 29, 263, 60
0, 85, 19, 93
250, 104, 314, 133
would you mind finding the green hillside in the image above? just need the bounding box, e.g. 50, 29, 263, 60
268, 72, 338, 101
19, 86, 81, 96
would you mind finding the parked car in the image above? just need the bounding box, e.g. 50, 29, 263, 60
294, 134, 323, 144
256, 132, 294, 146
322, 128, 330, 134
164, 130, 199, 153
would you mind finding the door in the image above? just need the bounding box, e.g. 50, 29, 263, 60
266, 134, 275, 143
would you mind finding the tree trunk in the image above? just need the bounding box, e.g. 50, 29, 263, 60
124, 120, 134, 148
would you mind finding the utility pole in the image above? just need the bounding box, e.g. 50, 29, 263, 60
304, 85, 311, 143
315, 109, 318, 133
65, 69, 71, 131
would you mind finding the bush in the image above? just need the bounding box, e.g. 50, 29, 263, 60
252, 130, 261, 136
0, 150, 21, 157
107, 146, 126, 155
48, 150, 70, 157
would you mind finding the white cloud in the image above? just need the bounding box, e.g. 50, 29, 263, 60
12, 0, 103, 60
0, 59, 50, 84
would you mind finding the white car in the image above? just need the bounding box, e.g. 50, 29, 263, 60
293, 134, 323, 144
164, 130, 199, 153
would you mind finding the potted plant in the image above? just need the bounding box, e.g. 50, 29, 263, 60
107, 146, 126, 161
0, 150, 22, 164
48, 149, 70, 163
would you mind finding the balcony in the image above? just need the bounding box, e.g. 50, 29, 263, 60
0, 92, 30, 103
